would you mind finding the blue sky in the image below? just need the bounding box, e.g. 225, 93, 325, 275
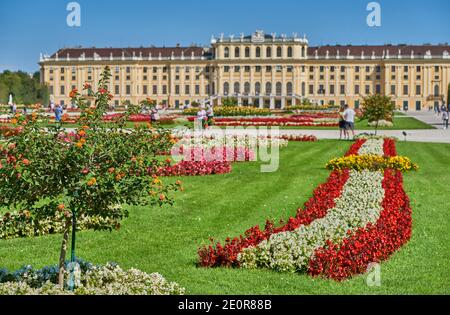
0, 0, 449, 73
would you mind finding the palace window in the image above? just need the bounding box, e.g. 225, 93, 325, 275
185, 75, 189, 80
244, 66, 251, 72
355, 85, 360, 94
403, 85, 409, 95
126, 67, 130, 73
162, 85, 167, 94
175, 85, 180, 95
185, 85, 190, 95
404, 66, 408, 73
341, 66, 346, 72
365, 85, 370, 94
266, 82, 272, 95
391, 66, 396, 72
434, 66, 440, 72
143, 85, 148, 95
60, 67, 65, 74
71, 75, 76, 81
309, 85, 314, 95
309, 66, 314, 72
390, 85, 396, 95
245, 47, 250, 58
276, 82, 282, 95
287, 46, 293, 58
416, 66, 421, 72
276, 46, 282, 57
126, 85, 131, 95
330, 66, 335, 72
234, 82, 240, 94
354, 75, 359, 80
318, 85, 325, 94
376, 66, 381, 73
223, 82, 229, 94
153, 67, 158, 73
287, 66, 293, 72
224, 66, 230, 73
301, 82, 306, 95
266, 47, 272, 58
330, 75, 335, 80
60, 85, 65, 95
244, 82, 250, 94
235, 47, 240, 58
340, 85, 345, 95
320, 66, 324, 72
276, 65, 282, 72
376, 84, 381, 94
286, 82, 293, 95
143, 67, 148, 73
434, 85, 439, 96
234, 66, 240, 72
115, 85, 119, 95
301, 47, 305, 58
416, 85, 421, 95
195, 85, 200, 95
255, 66, 261, 72
224, 47, 230, 58
153, 85, 157, 94
266, 66, 272, 72
255, 82, 261, 95
256, 47, 261, 58
330, 85, 335, 95
175, 66, 180, 73
355, 66, 360, 73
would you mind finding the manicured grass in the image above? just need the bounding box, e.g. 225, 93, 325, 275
0, 140, 448, 294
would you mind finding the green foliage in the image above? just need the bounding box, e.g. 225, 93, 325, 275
222, 97, 238, 107
0, 71, 49, 106
0, 66, 181, 288
361, 94, 395, 134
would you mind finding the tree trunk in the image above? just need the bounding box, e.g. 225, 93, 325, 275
58, 219, 71, 288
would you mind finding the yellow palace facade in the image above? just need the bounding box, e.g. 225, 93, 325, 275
39, 30, 450, 111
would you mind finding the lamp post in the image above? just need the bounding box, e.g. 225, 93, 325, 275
68, 190, 79, 291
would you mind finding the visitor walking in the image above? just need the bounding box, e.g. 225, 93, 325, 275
11, 103, 17, 115
206, 105, 214, 127
442, 108, 449, 130
338, 105, 348, 140
150, 106, 160, 123
343, 104, 356, 140
54, 104, 63, 123
197, 107, 207, 129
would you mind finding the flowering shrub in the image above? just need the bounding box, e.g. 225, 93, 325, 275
278, 134, 317, 142
326, 155, 419, 172
0, 67, 181, 288
172, 146, 255, 163
0, 262, 185, 295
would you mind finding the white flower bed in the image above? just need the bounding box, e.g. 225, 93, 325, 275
0, 263, 185, 295
237, 138, 386, 272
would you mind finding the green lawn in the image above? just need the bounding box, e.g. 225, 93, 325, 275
0, 140, 448, 294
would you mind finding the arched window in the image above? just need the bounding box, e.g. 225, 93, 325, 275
277, 46, 282, 57
234, 82, 240, 94
301, 46, 305, 58
265, 82, 272, 95
434, 84, 440, 96
266, 47, 272, 58
276, 82, 282, 95
224, 47, 229, 58
245, 47, 250, 58
244, 82, 250, 94
256, 47, 261, 58
286, 82, 293, 95
301, 82, 306, 96
255, 82, 261, 95
223, 82, 229, 95
287, 46, 293, 58
235, 47, 240, 58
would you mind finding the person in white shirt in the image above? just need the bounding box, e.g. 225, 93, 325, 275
343, 104, 356, 139
197, 107, 207, 128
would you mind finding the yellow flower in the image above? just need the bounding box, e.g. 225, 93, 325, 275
87, 178, 97, 186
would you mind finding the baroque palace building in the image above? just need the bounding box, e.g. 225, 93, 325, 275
39, 30, 450, 111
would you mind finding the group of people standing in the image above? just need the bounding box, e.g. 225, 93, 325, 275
197, 105, 214, 128
338, 104, 356, 140
439, 103, 449, 130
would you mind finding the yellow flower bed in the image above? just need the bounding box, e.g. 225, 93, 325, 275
326, 154, 419, 172
183, 106, 271, 117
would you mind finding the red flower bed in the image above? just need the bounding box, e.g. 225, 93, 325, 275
383, 138, 397, 157
173, 146, 255, 163
277, 135, 318, 142
307, 169, 411, 280
156, 160, 231, 177
196, 139, 374, 268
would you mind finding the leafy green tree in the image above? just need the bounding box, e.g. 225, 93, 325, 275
361, 94, 395, 135
0, 70, 49, 105
0, 67, 181, 288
